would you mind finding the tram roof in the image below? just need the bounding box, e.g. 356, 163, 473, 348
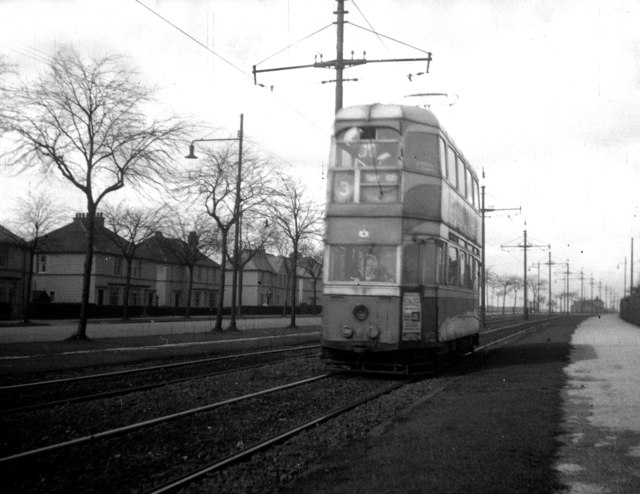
335, 103, 441, 128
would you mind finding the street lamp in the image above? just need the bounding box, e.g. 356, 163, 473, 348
185, 113, 244, 331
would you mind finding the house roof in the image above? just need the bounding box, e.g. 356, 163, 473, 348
0, 224, 27, 246
35, 215, 218, 268
138, 232, 219, 268
36, 214, 124, 255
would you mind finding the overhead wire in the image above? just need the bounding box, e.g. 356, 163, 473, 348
255, 23, 334, 66
133, 0, 328, 137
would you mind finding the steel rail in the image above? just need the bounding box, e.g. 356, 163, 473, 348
146, 379, 406, 494
0, 372, 334, 465
0, 344, 320, 391
149, 317, 562, 493
0, 354, 317, 415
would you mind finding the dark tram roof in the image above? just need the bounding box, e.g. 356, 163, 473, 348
335, 103, 441, 127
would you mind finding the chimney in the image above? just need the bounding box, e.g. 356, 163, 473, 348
73, 212, 104, 228
95, 212, 104, 228
188, 231, 198, 248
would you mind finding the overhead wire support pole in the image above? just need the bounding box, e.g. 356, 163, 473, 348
480, 176, 520, 327
501, 229, 548, 321
251, 0, 433, 112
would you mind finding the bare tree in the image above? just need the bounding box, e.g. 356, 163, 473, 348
0, 56, 14, 133
102, 202, 167, 320
12, 191, 68, 322
298, 240, 323, 313
496, 275, 516, 315
3, 47, 188, 339
230, 215, 276, 315
163, 213, 214, 319
178, 144, 273, 330
268, 175, 323, 328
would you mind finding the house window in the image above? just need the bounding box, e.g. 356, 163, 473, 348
208, 291, 216, 307
0, 245, 8, 267
130, 291, 140, 306
97, 289, 105, 306
194, 291, 201, 307
109, 288, 119, 305
37, 254, 47, 273
113, 257, 122, 275
132, 259, 142, 278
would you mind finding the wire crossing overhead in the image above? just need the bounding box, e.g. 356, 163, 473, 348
252, 0, 433, 112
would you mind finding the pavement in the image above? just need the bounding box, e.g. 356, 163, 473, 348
556, 314, 640, 493
0, 315, 322, 374
0, 315, 321, 344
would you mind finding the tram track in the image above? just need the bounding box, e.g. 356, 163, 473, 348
0, 344, 320, 413
0, 367, 396, 494
0, 318, 559, 493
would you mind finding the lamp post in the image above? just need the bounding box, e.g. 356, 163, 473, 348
185, 113, 244, 331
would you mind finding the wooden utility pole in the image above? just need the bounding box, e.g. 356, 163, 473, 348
252, 0, 433, 112
543, 251, 559, 315
480, 178, 520, 326
501, 230, 547, 320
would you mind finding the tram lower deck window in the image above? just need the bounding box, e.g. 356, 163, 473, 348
329, 245, 397, 283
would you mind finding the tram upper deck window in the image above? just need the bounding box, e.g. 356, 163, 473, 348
332, 126, 400, 169
446, 145, 457, 188
456, 159, 466, 197
329, 244, 397, 283
331, 126, 401, 204
404, 133, 440, 174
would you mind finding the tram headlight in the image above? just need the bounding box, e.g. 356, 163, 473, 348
341, 324, 354, 339
367, 325, 380, 340
352, 304, 369, 321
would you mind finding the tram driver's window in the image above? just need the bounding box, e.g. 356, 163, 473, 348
329, 245, 396, 283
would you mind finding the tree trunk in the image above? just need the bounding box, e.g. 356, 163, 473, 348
123, 258, 133, 320
23, 249, 35, 323
213, 230, 228, 331
74, 206, 96, 339
186, 264, 194, 318
311, 278, 317, 314
289, 245, 298, 328
237, 262, 244, 317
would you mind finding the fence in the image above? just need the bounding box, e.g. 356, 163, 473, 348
620, 294, 640, 326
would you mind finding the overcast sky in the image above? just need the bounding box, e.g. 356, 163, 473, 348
1, 0, 639, 303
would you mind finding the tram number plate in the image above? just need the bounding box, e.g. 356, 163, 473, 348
402, 293, 421, 341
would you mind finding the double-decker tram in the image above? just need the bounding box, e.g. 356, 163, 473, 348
321, 103, 481, 373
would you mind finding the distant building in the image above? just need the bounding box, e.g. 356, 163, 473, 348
225, 250, 322, 308
138, 231, 220, 309
0, 225, 29, 319
32, 213, 220, 309
571, 298, 605, 313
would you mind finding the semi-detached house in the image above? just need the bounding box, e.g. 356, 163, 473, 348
0, 225, 29, 318
32, 213, 220, 309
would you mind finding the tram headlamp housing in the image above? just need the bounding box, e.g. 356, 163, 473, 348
367, 325, 380, 340
341, 324, 354, 339
352, 304, 369, 321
